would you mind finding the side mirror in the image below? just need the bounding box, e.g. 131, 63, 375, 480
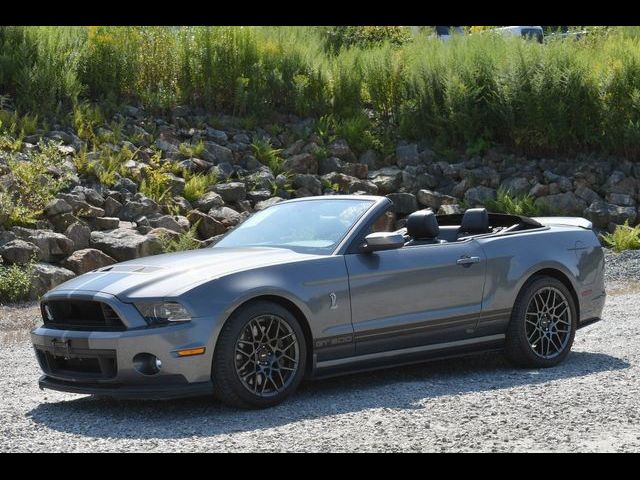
362, 232, 405, 253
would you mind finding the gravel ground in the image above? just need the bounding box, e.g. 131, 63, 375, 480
1, 249, 639, 452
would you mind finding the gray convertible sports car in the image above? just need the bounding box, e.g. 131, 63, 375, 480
31, 195, 605, 408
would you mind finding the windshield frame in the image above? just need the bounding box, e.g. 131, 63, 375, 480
211, 196, 386, 256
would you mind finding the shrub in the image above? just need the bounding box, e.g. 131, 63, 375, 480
601, 221, 640, 252
322, 26, 413, 54
157, 222, 201, 253
483, 188, 545, 216
251, 137, 284, 174
183, 170, 219, 203
178, 140, 205, 158
0, 258, 34, 304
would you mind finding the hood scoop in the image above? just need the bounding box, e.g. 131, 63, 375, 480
95, 265, 166, 274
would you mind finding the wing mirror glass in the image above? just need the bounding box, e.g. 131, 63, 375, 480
362, 232, 405, 252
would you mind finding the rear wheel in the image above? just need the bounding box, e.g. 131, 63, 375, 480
505, 276, 577, 368
212, 301, 307, 409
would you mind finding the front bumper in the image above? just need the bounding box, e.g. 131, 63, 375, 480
31, 308, 221, 399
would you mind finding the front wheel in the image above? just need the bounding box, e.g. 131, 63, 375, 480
505, 276, 577, 368
212, 301, 307, 409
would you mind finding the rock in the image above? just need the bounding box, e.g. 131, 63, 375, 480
208, 206, 243, 227
529, 183, 550, 198
0, 239, 40, 265
148, 227, 181, 241
0, 231, 17, 247
328, 139, 355, 161
195, 191, 225, 211
44, 198, 72, 216
88, 217, 120, 231
386, 193, 418, 215
119, 197, 159, 221
585, 201, 638, 229
49, 212, 80, 233
247, 190, 272, 203
402, 166, 437, 191
147, 214, 186, 233
90, 229, 162, 262
319, 157, 343, 175
293, 174, 322, 196
244, 169, 275, 191
605, 171, 637, 198
535, 192, 587, 216
233, 133, 250, 144
155, 137, 180, 155
61, 249, 117, 275
165, 173, 186, 195
103, 196, 123, 217
205, 127, 228, 143
369, 167, 403, 195
72, 186, 105, 207
282, 139, 305, 158
46, 130, 73, 144
342, 163, 369, 179
11, 228, 74, 262
438, 204, 464, 215
575, 185, 601, 205
212, 182, 247, 203
464, 186, 497, 206
76, 203, 105, 218
500, 177, 531, 197
282, 153, 318, 174
417, 189, 457, 211
348, 179, 378, 195
607, 192, 636, 207
179, 157, 213, 173
255, 197, 283, 211
113, 177, 138, 194
359, 149, 379, 169
395, 144, 419, 168
202, 142, 233, 164
188, 210, 226, 238
65, 222, 91, 250
30, 263, 76, 299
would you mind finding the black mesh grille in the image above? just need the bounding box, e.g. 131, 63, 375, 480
41, 300, 126, 330
36, 348, 118, 380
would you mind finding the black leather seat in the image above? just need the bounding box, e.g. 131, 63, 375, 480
405, 209, 446, 245
458, 208, 490, 237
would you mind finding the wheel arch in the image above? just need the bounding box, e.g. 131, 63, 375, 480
217, 294, 315, 377
523, 268, 580, 322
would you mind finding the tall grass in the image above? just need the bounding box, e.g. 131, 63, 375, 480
3, 26, 640, 156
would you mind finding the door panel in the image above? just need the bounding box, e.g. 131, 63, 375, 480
345, 241, 486, 354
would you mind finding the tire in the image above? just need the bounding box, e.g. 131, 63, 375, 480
505, 275, 577, 368
212, 300, 307, 409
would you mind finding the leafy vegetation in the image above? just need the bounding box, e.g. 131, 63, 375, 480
157, 222, 201, 253
182, 170, 219, 203
483, 188, 546, 216
251, 137, 284, 174
601, 221, 640, 252
0, 258, 34, 304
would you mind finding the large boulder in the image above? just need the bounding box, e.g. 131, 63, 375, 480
12, 228, 74, 262
282, 153, 318, 174
395, 144, 419, 168
328, 139, 355, 161
607, 192, 636, 207
195, 191, 225, 212
368, 167, 403, 195
535, 192, 587, 216
293, 174, 322, 196
417, 189, 457, 211
255, 197, 283, 211
208, 206, 243, 227
90, 228, 162, 262
202, 141, 233, 164
386, 193, 418, 215
464, 186, 497, 207
188, 210, 226, 238
103, 196, 123, 217
65, 222, 91, 250
584, 201, 637, 229
44, 198, 72, 217
212, 182, 247, 203
118, 197, 159, 221
29, 263, 76, 299
62, 249, 117, 275
147, 214, 186, 233
0, 239, 40, 265
91, 217, 120, 231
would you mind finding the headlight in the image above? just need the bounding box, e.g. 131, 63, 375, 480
135, 301, 191, 326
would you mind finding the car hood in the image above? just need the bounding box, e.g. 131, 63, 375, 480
48, 247, 321, 301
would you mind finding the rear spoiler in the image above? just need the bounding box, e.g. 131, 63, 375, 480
532, 217, 593, 230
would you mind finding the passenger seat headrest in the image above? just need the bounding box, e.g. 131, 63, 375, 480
460, 208, 490, 235
406, 209, 439, 240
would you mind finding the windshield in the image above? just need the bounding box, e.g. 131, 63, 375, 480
213, 199, 374, 254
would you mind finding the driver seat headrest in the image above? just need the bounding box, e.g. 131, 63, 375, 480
406, 209, 439, 240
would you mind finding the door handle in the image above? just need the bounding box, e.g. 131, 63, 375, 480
456, 256, 481, 266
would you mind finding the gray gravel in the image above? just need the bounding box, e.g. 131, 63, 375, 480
1, 248, 639, 452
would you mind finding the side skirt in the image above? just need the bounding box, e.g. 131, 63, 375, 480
310, 334, 505, 379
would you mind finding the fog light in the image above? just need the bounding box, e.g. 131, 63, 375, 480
133, 353, 161, 375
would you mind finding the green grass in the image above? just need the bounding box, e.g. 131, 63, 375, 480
483, 188, 546, 217
178, 140, 205, 158
2, 26, 640, 156
601, 221, 640, 252
0, 258, 34, 304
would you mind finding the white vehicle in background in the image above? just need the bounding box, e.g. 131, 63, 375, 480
489, 26, 544, 43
